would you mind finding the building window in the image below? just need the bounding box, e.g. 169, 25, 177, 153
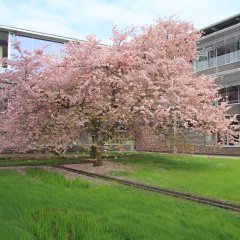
216, 45, 225, 66
196, 51, 207, 71
195, 39, 240, 72
0, 31, 8, 68
33, 38, 54, 54
208, 49, 215, 68
12, 35, 64, 56
218, 87, 227, 103
53, 42, 64, 54
226, 86, 239, 104
225, 42, 236, 63
219, 85, 240, 104
17, 35, 33, 52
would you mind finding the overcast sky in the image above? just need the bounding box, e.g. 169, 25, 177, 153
0, 0, 240, 44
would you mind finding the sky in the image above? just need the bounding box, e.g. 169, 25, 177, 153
0, 0, 240, 44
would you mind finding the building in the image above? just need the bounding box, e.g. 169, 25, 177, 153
0, 25, 82, 71
195, 13, 240, 146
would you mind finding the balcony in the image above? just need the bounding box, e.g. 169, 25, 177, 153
195, 49, 240, 72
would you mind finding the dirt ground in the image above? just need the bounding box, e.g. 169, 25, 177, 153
62, 160, 133, 174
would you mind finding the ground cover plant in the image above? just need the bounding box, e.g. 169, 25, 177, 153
0, 152, 90, 167
0, 168, 239, 239
109, 152, 240, 204
0, 151, 122, 167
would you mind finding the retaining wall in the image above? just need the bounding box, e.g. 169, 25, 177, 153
135, 129, 240, 156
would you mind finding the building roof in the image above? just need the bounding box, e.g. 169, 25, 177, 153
201, 13, 240, 36
3, 13, 240, 44
0, 24, 83, 43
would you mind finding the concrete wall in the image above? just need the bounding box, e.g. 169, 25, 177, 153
135, 129, 240, 156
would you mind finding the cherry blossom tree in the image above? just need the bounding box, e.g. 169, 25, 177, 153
0, 36, 140, 165
0, 42, 80, 154
125, 18, 235, 149
41, 34, 140, 165
0, 17, 236, 166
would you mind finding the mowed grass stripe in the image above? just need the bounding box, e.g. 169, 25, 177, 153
109, 152, 240, 204
53, 164, 240, 213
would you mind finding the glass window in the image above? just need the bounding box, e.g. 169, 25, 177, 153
0, 31, 8, 68
33, 38, 53, 54
218, 86, 240, 104
53, 42, 64, 54
216, 45, 225, 66
17, 35, 33, 52
10, 35, 33, 57
217, 46, 225, 56
236, 40, 240, 61
225, 42, 236, 53
218, 88, 227, 103
208, 49, 215, 67
195, 39, 240, 72
0, 31, 8, 41
9, 34, 65, 57
226, 86, 239, 103
196, 51, 207, 71
237, 40, 240, 51
225, 42, 236, 63
198, 53, 207, 61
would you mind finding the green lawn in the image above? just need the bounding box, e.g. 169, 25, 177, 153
109, 152, 240, 204
0, 168, 239, 239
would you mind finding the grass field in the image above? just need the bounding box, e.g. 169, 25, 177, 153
109, 152, 240, 204
0, 168, 239, 239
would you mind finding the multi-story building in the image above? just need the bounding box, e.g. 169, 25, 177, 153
194, 13, 240, 147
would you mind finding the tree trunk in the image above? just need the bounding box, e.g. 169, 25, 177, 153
91, 135, 103, 166
90, 145, 97, 159
93, 147, 103, 166
90, 135, 97, 159
173, 112, 177, 154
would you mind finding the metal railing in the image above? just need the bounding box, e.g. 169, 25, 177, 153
195, 50, 240, 72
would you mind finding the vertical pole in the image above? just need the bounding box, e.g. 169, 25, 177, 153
7, 32, 12, 61
238, 118, 240, 146
173, 112, 177, 154
238, 85, 239, 104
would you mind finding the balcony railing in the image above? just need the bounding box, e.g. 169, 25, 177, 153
195, 50, 240, 72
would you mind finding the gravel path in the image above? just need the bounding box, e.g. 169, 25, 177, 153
62, 160, 133, 175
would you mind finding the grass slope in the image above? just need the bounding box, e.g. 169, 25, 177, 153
109, 152, 240, 204
0, 169, 239, 239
